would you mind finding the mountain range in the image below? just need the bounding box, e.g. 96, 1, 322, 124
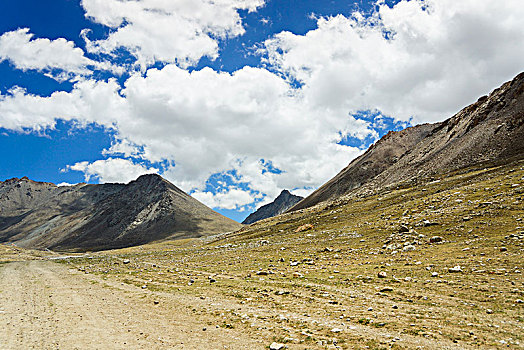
0, 174, 241, 251
1, 72, 522, 251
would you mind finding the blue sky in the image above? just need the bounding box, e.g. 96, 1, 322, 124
0, 0, 523, 222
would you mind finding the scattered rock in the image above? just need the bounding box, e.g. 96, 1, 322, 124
399, 225, 410, 233
380, 287, 393, 292
295, 224, 314, 233
448, 266, 463, 273
256, 271, 269, 276
270, 342, 285, 350
302, 258, 315, 265
430, 236, 443, 243
500, 247, 508, 252
422, 220, 438, 227
123, 259, 130, 264
378, 271, 387, 278
386, 243, 400, 250
403, 245, 416, 252
331, 328, 343, 333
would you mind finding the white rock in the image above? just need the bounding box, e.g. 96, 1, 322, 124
448, 266, 463, 273
270, 342, 285, 350
403, 245, 416, 252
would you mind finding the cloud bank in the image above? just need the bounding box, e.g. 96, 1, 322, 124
1, 0, 523, 211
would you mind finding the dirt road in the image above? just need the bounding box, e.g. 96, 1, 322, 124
0, 260, 262, 350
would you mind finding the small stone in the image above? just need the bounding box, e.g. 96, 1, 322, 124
269, 342, 285, 350
256, 271, 269, 276
403, 245, 416, 252
392, 305, 398, 309
153, 300, 159, 305
399, 225, 410, 233
430, 236, 443, 243
423, 220, 438, 227
295, 224, 314, 233
486, 309, 493, 314
378, 271, 387, 278
500, 247, 508, 252
516, 299, 523, 304
380, 287, 393, 292
123, 259, 130, 264
331, 328, 343, 333
448, 266, 463, 273
431, 272, 439, 277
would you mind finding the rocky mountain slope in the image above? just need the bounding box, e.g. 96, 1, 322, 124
0, 174, 241, 251
291, 72, 524, 211
242, 190, 303, 225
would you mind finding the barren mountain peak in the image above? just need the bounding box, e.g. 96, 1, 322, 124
290, 72, 524, 211
0, 173, 241, 251
242, 189, 303, 225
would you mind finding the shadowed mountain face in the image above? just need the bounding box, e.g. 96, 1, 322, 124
291, 72, 524, 211
0, 174, 241, 251
242, 190, 303, 225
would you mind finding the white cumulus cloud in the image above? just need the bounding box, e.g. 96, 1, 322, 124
0, 28, 120, 80
1, 0, 523, 211
192, 187, 256, 211
81, 0, 265, 69
264, 0, 524, 123
63, 158, 159, 184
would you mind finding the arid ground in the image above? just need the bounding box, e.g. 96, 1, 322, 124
1, 160, 523, 349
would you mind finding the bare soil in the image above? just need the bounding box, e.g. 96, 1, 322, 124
0, 260, 263, 350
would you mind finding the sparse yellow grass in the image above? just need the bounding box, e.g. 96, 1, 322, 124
5, 160, 524, 349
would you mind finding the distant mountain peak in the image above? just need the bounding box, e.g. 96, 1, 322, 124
242, 190, 303, 225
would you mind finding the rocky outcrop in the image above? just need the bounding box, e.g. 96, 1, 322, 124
0, 174, 241, 251
291, 72, 524, 211
242, 190, 303, 225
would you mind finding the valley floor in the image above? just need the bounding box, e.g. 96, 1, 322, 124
0, 160, 523, 349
